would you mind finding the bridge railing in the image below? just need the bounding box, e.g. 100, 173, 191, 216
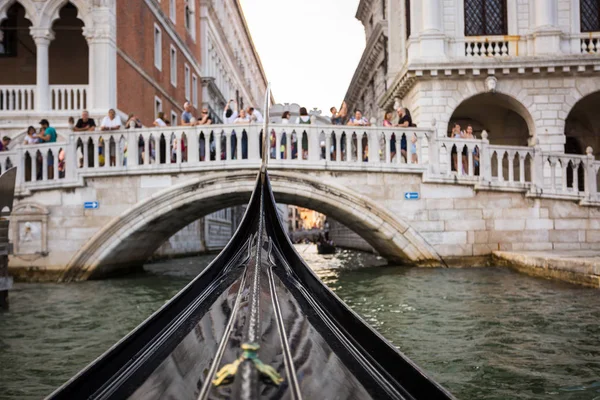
6, 124, 600, 205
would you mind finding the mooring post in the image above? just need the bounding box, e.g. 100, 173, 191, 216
0, 167, 17, 311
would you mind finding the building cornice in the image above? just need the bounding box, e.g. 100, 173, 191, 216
378, 56, 600, 109
343, 21, 386, 109
355, 0, 374, 23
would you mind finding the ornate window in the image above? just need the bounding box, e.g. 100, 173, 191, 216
581, 0, 600, 32
464, 0, 507, 36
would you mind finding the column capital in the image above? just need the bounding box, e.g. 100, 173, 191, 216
29, 28, 54, 45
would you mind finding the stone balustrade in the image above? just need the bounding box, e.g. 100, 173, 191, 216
2, 124, 600, 205
0, 86, 36, 112
0, 85, 88, 113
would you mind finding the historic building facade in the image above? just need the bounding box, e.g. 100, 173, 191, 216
345, 0, 600, 156
0, 0, 268, 257
0, 0, 267, 131
199, 0, 269, 122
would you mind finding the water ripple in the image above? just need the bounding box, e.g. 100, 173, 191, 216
0, 249, 599, 399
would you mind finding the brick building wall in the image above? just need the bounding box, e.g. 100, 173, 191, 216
116, 0, 201, 126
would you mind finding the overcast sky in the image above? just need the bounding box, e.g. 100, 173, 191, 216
239, 0, 365, 116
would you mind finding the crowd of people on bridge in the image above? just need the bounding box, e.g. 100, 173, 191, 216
0, 97, 485, 178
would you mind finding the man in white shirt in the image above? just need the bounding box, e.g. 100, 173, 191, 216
247, 107, 263, 123
100, 109, 123, 131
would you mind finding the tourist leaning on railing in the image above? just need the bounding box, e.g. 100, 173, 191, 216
181, 102, 195, 126
23, 126, 38, 145
100, 109, 122, 131
125, 114, 142, 129
73, 110, 96, 132
0, 136, 10, 151
346, 109, 370, 126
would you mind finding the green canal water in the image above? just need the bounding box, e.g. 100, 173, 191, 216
1, 246, 599, 400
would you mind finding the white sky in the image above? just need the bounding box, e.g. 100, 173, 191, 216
239, 0, 365, 116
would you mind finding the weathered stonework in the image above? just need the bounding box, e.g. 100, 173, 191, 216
7, 168, 600, 283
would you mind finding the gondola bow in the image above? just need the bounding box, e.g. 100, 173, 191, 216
47, 87, 455, 400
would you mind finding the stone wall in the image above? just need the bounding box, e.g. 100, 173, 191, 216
7, 170, 600, 280
328, 219, 375, 253
403, 74, 600, 153
154, 219, 205, 258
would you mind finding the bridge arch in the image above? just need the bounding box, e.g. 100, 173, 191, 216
63, 171, 442, 281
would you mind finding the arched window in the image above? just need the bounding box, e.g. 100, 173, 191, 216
464, 0, 507, 36
581, 0, 600, 32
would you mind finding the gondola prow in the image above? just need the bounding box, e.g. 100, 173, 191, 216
260, 83, 271, 181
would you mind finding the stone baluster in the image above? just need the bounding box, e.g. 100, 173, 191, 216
42, 151, 48, 181
560, 158, 568, 192
508, 151, 515, 183
144, 134, 150, 165
356, 132, 364, 163
519, 154, 526, 183
496, 150, 503, 181
307, 126, 318, 162
31, 151, 38, 182
127, 131, 138, 167
549, 158, 557, 192
398, 134, 404, 165
53, 147, 60, 181
467, 144, 474, 176
573, 162, 579, 194
215, 131, 222, 162
235, 130, 242, 161
456, 144, 464, 175
531, 139, 544, 193
369, 130, 378, 164
415, 133, 422, 165
428, 129, 439, 174
286, 131, 293, 161
585, 147, 597, 201
274, 129, 281, 160
225, 131, 231, 161
385, 132, 392, 164
94, 138, 100, 168
83, 138, 90, 169
325, 132, 332, 162
115, 136, 122, 168
247, 125, 259, 161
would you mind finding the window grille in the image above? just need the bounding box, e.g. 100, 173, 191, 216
581, 0, 600, 32
464, 0, 507, 36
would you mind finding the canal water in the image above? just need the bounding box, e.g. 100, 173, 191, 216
1, 246, 599, 400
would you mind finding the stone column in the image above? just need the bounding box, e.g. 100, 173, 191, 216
419, 0, 445, 59
31, 29, 54, 113
85, 6, 117, 114
532, 0, 561, 55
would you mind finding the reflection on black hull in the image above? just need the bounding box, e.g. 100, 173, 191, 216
47, 170, 455, 400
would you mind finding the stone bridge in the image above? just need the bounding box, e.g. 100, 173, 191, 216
3, 123, 600, 281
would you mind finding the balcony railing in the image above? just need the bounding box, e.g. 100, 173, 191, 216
579, 32, 600, 54
1, 124, 599, 205
0, 85, 88, 113
0, 86, 36, 112
464, 35, 519, 57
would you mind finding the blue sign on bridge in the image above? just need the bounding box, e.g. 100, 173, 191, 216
84, 201, 99, 209
404, 192, 419, 200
